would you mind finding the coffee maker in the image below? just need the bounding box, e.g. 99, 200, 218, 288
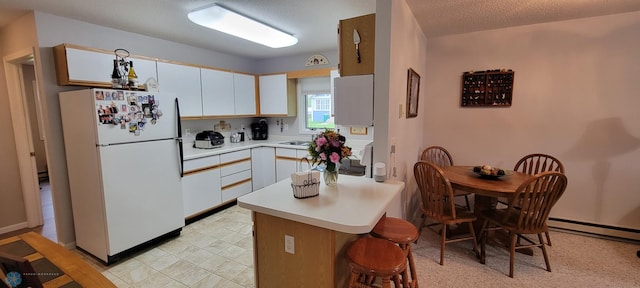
251, 119, 268, 140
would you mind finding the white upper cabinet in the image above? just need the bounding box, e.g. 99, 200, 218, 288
330, 69, 340, 115
157, 61, 202, 117
53, 44, 156, 89
234, 73, 257, 116
64, 48, 114, 84
201, 68, 235, 116
201, 69, 256, 117
259, 74, 296, 116
334, 74, 374, 126
130, 59, 157, 88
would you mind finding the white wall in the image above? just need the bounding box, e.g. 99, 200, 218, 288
424, 11, 640, 232
374, 0, 428, 220
0, 12, 37, 231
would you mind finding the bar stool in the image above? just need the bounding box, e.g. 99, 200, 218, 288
346, 237, 407, 288
370, 217, 419, 288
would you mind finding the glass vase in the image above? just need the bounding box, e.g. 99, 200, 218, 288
323, 169, 339, 186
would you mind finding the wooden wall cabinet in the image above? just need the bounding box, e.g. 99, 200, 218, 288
461, 70, 514, 107
338, 13, 375, 76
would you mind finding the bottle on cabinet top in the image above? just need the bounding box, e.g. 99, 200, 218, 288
111, 59, 122, 88
127, 60, 138, 90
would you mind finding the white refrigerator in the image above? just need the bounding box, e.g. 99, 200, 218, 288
59, 88, 184, 264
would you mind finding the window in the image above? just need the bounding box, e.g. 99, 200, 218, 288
297, 75, 337, 134
305, 93, 334, 130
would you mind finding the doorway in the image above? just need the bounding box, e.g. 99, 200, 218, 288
3, 48, 54, 241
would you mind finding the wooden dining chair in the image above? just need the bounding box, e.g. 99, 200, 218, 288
500, 153, 565, 246
478, 171, 568, 278
0, 251, 44, 288
420, 146, 472, 211
414, 161, 479, 265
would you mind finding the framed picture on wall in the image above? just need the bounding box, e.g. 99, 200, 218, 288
406, 68, 420, 118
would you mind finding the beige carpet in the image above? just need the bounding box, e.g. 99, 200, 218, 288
412, 227, 640, 287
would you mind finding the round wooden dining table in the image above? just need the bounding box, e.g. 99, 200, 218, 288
441, 165, 534, 200
441, 165, 536, 254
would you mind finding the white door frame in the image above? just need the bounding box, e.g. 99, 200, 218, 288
3, 47, 43, 228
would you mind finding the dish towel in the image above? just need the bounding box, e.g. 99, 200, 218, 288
291, 170, 320, 186
360, 142, 373, 166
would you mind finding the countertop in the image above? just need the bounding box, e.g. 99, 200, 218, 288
237, 175, 405, 234
183, 136, 369, 161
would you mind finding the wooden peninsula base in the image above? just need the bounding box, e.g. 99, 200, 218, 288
253, 212, 358, 287
238, 175, 405, 288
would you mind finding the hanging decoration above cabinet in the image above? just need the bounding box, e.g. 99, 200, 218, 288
111, 48, 140, 90
306, 54, 329, 66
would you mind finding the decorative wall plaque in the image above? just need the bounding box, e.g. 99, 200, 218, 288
461, 69, 514, 107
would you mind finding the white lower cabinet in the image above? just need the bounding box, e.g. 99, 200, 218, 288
220, 150, 253, 202
251, 147, 276, 191
275, 148, 310, 182
183, 146, 308, 218
182, 156, 221, 218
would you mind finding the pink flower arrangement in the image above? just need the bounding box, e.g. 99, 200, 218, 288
308, 130, 352, 172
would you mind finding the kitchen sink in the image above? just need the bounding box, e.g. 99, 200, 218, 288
279, 140, 311, 146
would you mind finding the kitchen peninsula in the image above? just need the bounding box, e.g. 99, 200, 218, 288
237, 175, 404, 288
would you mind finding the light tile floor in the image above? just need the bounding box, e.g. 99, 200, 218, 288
74, 205, 256, 288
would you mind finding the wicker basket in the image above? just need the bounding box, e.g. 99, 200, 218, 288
291, 158, 320, 199
291, 181, 320, 199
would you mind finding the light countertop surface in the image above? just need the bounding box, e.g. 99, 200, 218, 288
183, 136, 369, 161
237, 175, 405, 234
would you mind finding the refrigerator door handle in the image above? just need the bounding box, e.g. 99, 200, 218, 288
175, 98, 184, 177
178, 138, 184, 177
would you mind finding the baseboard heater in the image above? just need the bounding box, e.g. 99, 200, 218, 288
548, 218, 640, 242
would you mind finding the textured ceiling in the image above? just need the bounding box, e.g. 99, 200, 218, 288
406, 0, 640, 37
1, 0, 640, 60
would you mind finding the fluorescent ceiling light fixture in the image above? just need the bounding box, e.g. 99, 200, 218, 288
188, 4, 298, 48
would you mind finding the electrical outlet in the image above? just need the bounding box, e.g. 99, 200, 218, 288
285, 124, 289, 131
185, 128, 192, 137
285, 235, 295, 254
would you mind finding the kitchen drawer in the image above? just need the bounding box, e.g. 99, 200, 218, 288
184, 155, 220, 172
222, 180, 252, 202
297, 149, 310, 159
221, 159, 251, 177
221, 170, 252, 187
276, 148, 297, 158
220, 149, 251, 163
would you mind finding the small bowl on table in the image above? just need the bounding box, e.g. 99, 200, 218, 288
472, 166, 513, 179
